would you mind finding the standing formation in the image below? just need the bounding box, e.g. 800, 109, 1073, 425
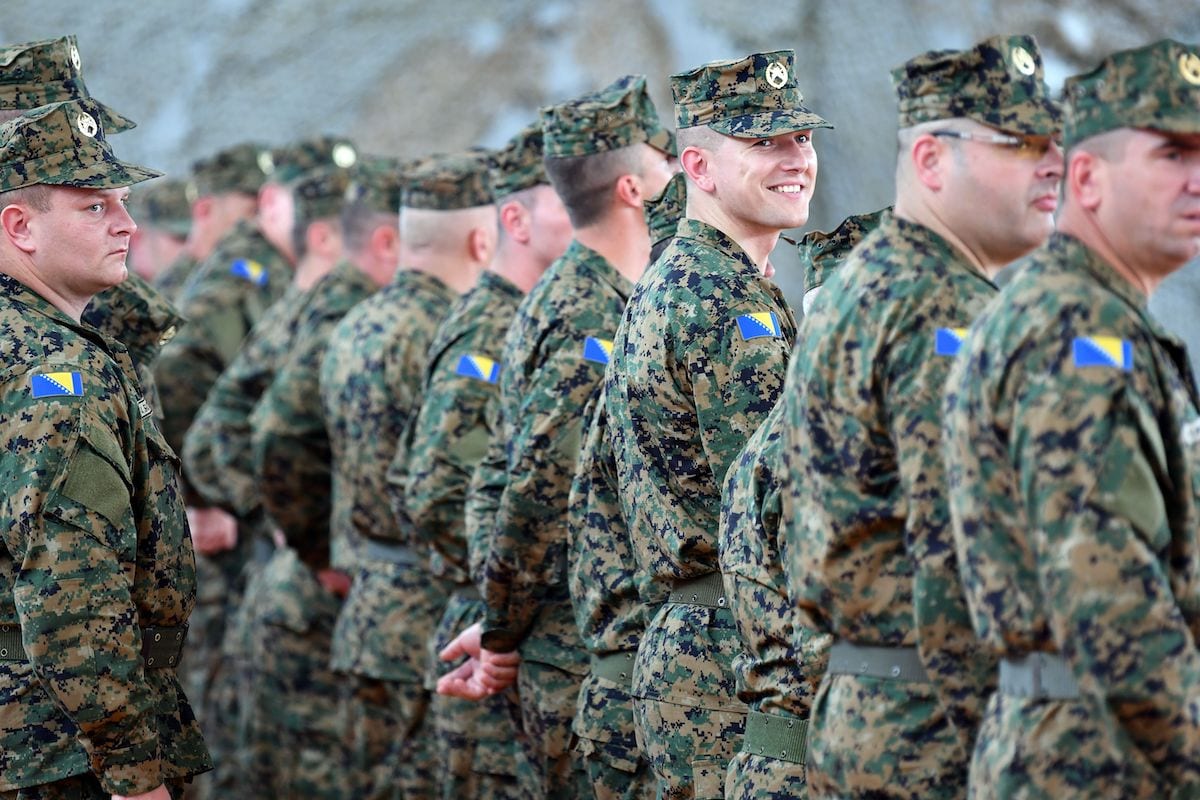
0, 28, 1198, 800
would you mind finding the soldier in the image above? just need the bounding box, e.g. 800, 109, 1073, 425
564, 171, 685, 800
719, 211, 881, 800
321, 151, 495, 799
406, 123, 569, 799
605, 50, 824, 799
0, 98, 210, 799
126, 178, 190, 282
240, 158, 401, 800
943, 39, 1200, 798
454, 75, 674, 799
783, 36, 1062, 799
154, 143, 265, 303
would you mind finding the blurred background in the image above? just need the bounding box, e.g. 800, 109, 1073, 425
3, 0, 1199, 361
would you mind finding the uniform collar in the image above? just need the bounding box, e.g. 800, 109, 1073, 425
562, 239, 634, 301
477, 269, 524, 301
673, 218, 759, 278
887, 212, 995, 285
0, 271, 86, 330
392, 265, 457, 299
1051, 232, 1149, 311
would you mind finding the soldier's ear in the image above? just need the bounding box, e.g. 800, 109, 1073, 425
910, 133, 947, 192
1066, 150, 1104, 212
499, 198, 531, 245
0, 202, 38, 255
679, 146, 715, 193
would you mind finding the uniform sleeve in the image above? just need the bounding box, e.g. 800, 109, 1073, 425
886, 328, 996, 736
464, 409, 506, 591
1015, 356, 1200, 788
1, 390, 163, 795
155, 277, 257, 502
688, 308, 791, 498
181, 328, 277, 515
482, 332, 603, 649
568, 398, 657, 655
403, 349, 495, 582
252, 326, 333, 554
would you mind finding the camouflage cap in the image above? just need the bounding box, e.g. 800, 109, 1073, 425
0, 35, 136, 133
644, 171, 685, 249
542, 75, 675, 159
288, 164, 355, 223
491, 121, 549, 199
1064, 39, 1200, 149
401, 150, 494, 211
892, 34, 1061, 136
344, 155, 406, 215
671, 50, 831, 138
0, 98, 160, 192
259, 135, 358, 184
798, 208, 888, 294
188, 141, 271, 200
128, 177, 191, 236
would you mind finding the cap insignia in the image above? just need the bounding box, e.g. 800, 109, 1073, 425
69, 45, 81, 72
332, 143, 357, 168
765, 61, 788, 89
1011, 46, 1036, 76
257, 150, 275, 176
76, 112, 97, 138
1179, 52, 1200, 86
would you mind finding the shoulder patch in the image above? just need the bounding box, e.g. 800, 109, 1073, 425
454, 353, 500, 384
30, 372, 83, 399
735, 311, 781, 341
230, 258, 268, 287
582, 337, 613, 365
1073, 336, 1132, 371
935, 327, 968, 357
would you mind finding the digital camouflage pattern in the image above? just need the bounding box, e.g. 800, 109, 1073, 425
0, 273, 210, 794
152, 252, 199, 304
473, 239, 637, 798
891, 34, 1060, 135
257, 135, 357, 185
944, 233, 1200, 799
784, 211, 996, 798
606, 217, 795, 798
81, 272, 184, 420
490, 121, 549, 199
128, 177, 191, 237
320, 267, 457, 797
237, 547, 353, 800
0, 98, 159, 192
253, 260, 377, 570
401, 148, 494, 210
541, 74, 674, 158
0, 34, 135, 132
645, 171, 685, 251
187, 140, 270, 199
568, 386, 662, 800
1063, 38, 1200, 148
797, 209, 888, 296
154, 217, 292, 487
671, 49, 831, 138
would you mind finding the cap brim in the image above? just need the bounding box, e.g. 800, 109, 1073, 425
60, 158, 163, 189
96, 102, 138, 134
711, 108, 834, 138
980, 98, 1063, 137
648, 128, 678, 157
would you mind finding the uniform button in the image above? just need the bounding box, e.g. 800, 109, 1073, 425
147, 657, 155, 666
154, 633, 162, 642
786, 721, 794, 729
717, 597, 725, 607
619, 672, 627, 680
1, 648, 8, 657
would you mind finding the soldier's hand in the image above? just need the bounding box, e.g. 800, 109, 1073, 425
112, 785, 172, 800
187, 505, 238, 555
436, 622, 520, 699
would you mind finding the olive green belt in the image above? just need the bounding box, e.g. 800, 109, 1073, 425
363, 539, 422, 566
590, 650, 637, 687
0, 623, 187, 669
666, 572, 727, 608
827, 641, 930, 683
999, 652, 1079, 700
741, 709, 809, 765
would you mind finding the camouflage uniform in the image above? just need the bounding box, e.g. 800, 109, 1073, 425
127, 177, 191, 237
323, 152, 491, 799
607, 52, 820, 800
81, 273, 183, 421
943, 40, 1200, 800
404, 127, 559, 800
719, 213, 881, 800
154, 142, 270, 303
471, 77, 672, 800
232, 163, 394, 800
783, 38, 1061, 800
565, 174, 684, 800
0, 100, 210, 797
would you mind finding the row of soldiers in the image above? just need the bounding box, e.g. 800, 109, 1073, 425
0, 24, 1198, 800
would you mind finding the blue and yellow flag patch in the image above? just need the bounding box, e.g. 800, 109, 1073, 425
583, 337, 613, 365
735, 311, 781, 341
935, 327, 968, 357
230, 258, 268, 286
30, 372, 83, 398
1073, 336, 1132, 371
454, 354, 500, 384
